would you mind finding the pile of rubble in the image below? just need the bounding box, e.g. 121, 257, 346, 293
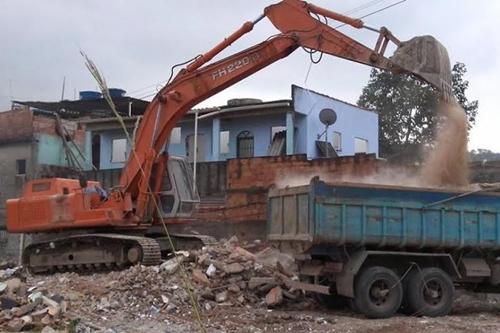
0, 237, 315, 332
0, 262, 68, 332
82, 236, 312, 316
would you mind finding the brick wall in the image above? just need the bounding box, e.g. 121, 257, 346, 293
0, 108, 33, 144
196, 153, 383, 223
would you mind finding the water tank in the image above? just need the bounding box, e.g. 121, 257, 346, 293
79, 91, 102, 100
227, 98, 262, 107
108, 88, 126, 98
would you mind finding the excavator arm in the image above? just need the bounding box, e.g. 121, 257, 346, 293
120, 0, 451, 221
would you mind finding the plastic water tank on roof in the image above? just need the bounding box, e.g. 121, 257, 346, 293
108, 88, 126, 98
79, 91, 102, 100
227, 98, 262, 107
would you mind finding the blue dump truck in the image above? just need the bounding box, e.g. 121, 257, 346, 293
268, 178, 500, 318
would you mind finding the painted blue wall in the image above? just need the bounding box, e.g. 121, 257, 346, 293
219, 113, 287, 160
84, 86, 378, 169
293, 85, 378, 159
167, 121, 213, 161
167, 114, 288, 161
36, 133, 88, 168
93, 129, 133, 170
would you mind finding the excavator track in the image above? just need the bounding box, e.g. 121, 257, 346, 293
23, 234, 161, 274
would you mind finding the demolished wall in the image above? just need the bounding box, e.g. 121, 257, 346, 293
195, 154, 383, 227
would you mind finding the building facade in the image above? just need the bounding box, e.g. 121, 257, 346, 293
83, 85, 378, 169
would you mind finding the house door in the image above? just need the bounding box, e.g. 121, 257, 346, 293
237, 131, 254, 158
185, 134, 205, 162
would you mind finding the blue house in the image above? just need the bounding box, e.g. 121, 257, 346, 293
81, 85, 379, 170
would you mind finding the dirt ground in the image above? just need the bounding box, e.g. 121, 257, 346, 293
23, 272, 500, 333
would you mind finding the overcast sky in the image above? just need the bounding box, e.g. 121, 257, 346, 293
1, 1, 499, 151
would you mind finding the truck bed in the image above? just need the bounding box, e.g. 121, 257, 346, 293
267, 179, 500, 251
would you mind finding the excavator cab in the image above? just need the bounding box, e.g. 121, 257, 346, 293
158, 156, 200, 218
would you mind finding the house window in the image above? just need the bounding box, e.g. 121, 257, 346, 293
271, 126, 286, 141
16, 159, 26, 175
237, 131, 254, 158
111, 138, 127, 163
354, 137, 368, 153
332, 131, 342, 151
170, 127, 181, 144
220, 131, 230, 154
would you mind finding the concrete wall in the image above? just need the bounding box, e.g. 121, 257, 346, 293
0, 142, 33, 258
292, 85, 379, 159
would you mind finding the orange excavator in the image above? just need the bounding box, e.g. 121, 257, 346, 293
6, 0, 452, 272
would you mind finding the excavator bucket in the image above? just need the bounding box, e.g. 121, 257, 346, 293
391, 35, 453, 101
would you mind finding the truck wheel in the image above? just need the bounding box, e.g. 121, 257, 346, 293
354, 266, 403, 318
405, 267, 454, 317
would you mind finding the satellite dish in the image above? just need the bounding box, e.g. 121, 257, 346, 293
319, 108, 337, 126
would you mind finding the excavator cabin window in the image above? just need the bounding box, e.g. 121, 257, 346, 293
158, 157, 199, 218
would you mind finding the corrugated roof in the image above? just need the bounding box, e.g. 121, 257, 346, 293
13, 96, 149, 119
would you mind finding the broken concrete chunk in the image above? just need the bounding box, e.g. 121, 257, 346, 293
248, 277, 277, 289
206, 263, 217, 277
215, 290, 228, 303
42, 296, 61, 317
20, 315, 33, 325
256, 247, 297, 273
28, 291, 44, 303
197, 253, 210, 266
234, 247, 256, 260
7, 318, 26, 332
224, 262, 245, 274
192, 269, 210, 286
160, 256, 184, 275
5, 278, 23, 296
166, 303, 177, 313
12, 299, 40, 317
265, 286, 283, 307
0, 282, 7, 295
41, 314, 52, 325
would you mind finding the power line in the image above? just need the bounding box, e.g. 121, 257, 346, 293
335, 0, 408, 29
129, 0, 403, 101
344, 0, 388, 16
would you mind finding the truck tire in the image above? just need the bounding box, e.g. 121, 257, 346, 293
354, 266, 403, 318
405, 267, 454, 317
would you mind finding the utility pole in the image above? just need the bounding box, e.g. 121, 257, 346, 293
193, 110, 199, 193
61, 76, 66, 100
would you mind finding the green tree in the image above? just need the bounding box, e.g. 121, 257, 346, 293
358, 62, 478, 160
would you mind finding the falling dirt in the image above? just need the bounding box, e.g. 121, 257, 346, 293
419, 101, 469, 188
274, 100, 471, 190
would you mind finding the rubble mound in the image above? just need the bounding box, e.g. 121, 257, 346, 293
0, 237, 314, 332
